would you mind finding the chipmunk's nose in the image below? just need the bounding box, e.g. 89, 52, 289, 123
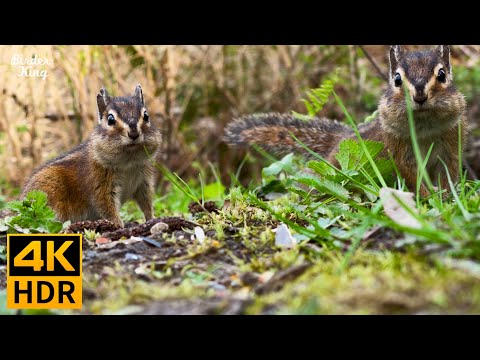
413, 85, 428, 105
128, 123, 140, 139
413, 95, 428, 105
128, 132, 139, 140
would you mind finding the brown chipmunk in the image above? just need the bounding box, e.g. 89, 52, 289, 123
21, 85, 162, 227
224, 45, 468, 196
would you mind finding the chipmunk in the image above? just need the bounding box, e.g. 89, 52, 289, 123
224, 45, 468, 196
21, 85, 162, 227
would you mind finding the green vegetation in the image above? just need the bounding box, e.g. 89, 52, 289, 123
1, 45, 480, 314
0, 190, 66, 234
3, 82, 480, 314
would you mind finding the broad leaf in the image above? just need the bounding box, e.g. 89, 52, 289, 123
294, 174, 349, 201
262, 153, 295, 178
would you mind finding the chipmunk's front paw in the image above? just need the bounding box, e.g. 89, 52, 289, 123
419, 185, 450, 199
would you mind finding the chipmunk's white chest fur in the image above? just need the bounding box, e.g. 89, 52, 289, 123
114, 163, 150, 204
418, 138, 452, 184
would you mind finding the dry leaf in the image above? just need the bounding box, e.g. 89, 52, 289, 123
96, 236, 143, 249
380, 188, 422, 229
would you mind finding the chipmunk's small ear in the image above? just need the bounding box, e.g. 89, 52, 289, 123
134, 84, 144, 106
436, 45, 451, 74
389, 45, 403, 78
97, 88, 111, 123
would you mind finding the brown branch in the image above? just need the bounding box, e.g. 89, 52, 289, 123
358, 45, 389, 82
2, 88, 30, 116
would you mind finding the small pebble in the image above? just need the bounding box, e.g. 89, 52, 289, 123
95, 237, 111, 245
258, 271, 275, 284
274, 223, 297, 248
125, 252, 141, 261
150, 222, 169, 235
208, 282, 227, 291
194, 226, 205, 244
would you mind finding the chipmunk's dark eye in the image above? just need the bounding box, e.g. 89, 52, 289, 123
437, 68, 446, 83
394, 72, 402, 87
107, 114, 116, 126
143, 111, 149, 122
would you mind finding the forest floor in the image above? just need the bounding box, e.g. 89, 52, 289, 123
2, 195, 480, 315
2, 133, 480, 314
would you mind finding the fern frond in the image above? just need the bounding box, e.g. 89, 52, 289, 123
300, 70, 339, 117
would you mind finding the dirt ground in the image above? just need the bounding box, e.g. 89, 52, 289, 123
74, 212, 282, 315
0, 204, 285, 314
2, 202, 480, 315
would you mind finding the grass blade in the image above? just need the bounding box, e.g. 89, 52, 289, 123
333, 91, 387, 188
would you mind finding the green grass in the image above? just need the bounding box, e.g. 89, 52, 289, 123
122, 82, 480, 313
3, 80, 480, 314
241, 81, 480, 265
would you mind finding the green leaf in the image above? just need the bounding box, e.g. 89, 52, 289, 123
307, 161, 336, 178
363, 158, 394, 183
335, 139, 384, 171
294, 174, 349, 201
300, 70, 339, 116
363, 110, 378, 123
27, 190, 49, 210
0, 217, 8, 232
291, 111, 314, 122
46, 221, 63, 234
363, 185, 379, 202
262, 153, 295, 178
16, 125, 29, 133
6, 200, 23, 213
258, 180, 289, 197
360, 140, 384, 163
4, 190, 63, 234
317, 216, 341, 229
203, 182, 225, 202
335, 139, 361, 171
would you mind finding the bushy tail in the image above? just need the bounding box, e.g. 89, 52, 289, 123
224, 113, 352, 158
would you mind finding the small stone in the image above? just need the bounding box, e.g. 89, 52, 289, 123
125, 252, 141, 261
135, 265, 149, 276
95, 237, 111, 245
83, 250, 97, 260
208, 282, 226, 291
274, 223, 297, 248
141, 237, 162, 248
150, 222, 169, 235
194, 226, 206, 244
258, 271, 275, 284
240, 272, 260, 286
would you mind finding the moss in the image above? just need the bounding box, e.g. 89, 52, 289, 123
248, 250, 480, 314
81, 273, 213, 314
